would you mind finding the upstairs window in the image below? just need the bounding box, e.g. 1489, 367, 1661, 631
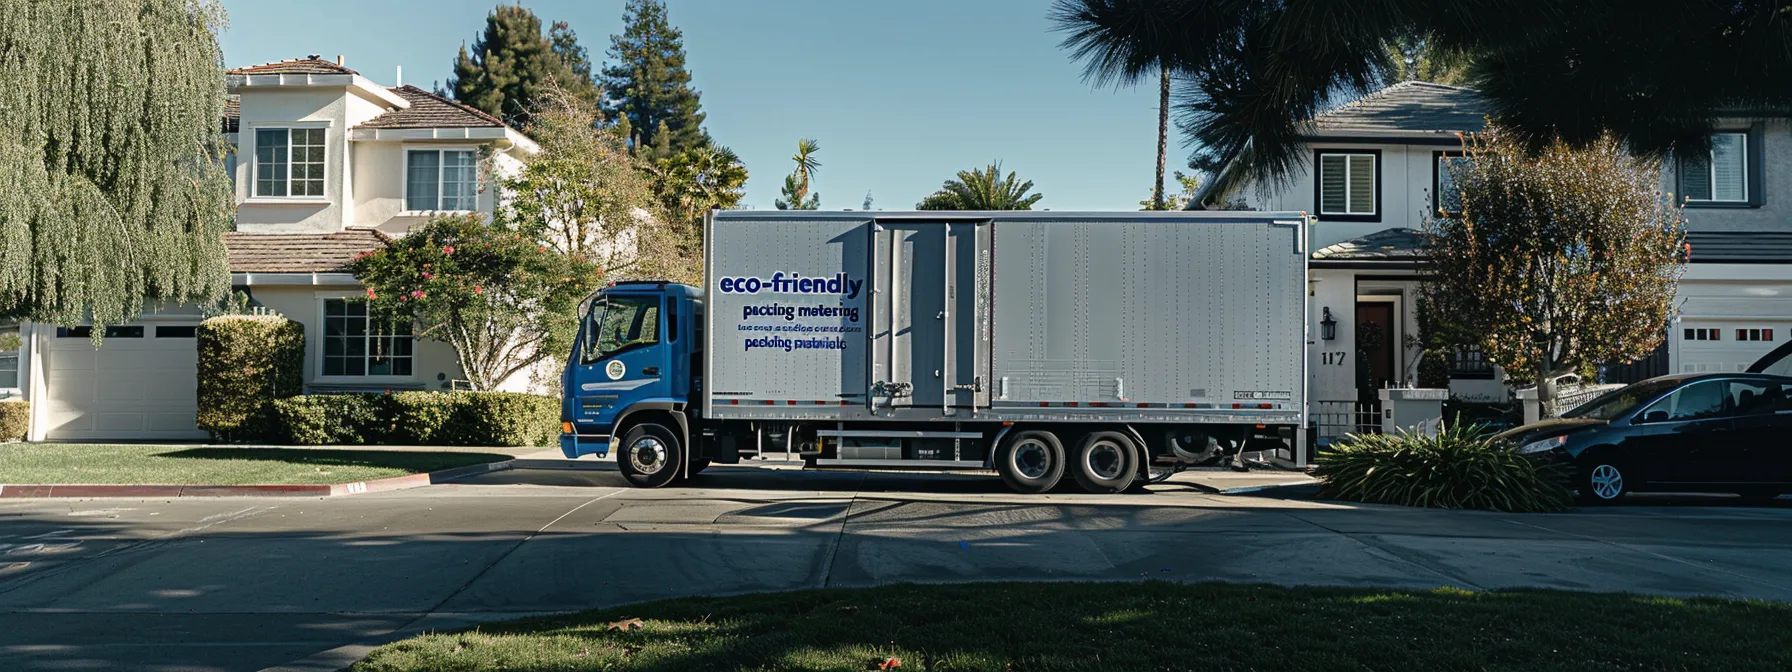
1678, 129, 1762, 207
254, 128, 325, 197
406, 149, 479, 212
1315, 151, 1378, 220
1434, 152, 1471, 216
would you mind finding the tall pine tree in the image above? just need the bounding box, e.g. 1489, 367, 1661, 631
450, 5, 599, 128
602, 0, 707, 159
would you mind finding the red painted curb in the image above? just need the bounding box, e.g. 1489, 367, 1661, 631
0, 460, 514, 499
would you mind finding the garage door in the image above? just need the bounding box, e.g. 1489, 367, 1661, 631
42, 323, 206, 441
1678, 322, 1787, 374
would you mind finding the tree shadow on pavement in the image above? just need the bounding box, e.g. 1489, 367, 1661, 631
159, 447, 512, 472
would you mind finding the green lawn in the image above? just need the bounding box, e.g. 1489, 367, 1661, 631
354, 582, 1792, 672
0, 444, 510, 485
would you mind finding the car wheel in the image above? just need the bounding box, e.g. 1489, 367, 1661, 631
997, 430, 1065, 494
1578, 460, 1630, 505
617, 423, 683, 488
1070, 431, 1140, 494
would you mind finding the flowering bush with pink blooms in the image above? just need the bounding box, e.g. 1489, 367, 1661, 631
351, 214, 600, 391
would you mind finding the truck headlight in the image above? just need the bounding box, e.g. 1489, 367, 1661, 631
1517, 435, 1568, 454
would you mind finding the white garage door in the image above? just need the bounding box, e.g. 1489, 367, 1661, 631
1678, 321, 1787, 374
42, 323, 206, 441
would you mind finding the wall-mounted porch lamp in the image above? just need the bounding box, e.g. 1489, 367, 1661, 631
1320, 307, 1337, 341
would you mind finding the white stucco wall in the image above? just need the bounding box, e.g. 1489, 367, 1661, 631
1243, 142, 1456, 249
247, 285, 465, 390
234, 88, 356, 234
352, 141, 512, 236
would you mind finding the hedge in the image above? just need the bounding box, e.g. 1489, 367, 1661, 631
197, 315, 304, 441
254, 392, 558, 447
0, 400, 27, 442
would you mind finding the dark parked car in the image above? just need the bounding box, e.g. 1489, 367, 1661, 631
1499, 340, 1792, 504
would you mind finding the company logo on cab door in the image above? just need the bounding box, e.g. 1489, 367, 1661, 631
718, 272, 863, 300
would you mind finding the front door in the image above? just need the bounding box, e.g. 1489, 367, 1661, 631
867, 221, 991, 413
1355, 302, 1396, 400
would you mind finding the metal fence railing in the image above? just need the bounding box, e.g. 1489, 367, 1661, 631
1312, 400, 1382, 445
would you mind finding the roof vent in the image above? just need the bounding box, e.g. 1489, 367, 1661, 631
336, 54, 344, 66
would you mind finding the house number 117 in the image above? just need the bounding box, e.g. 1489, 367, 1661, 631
1322, 351, 1349, 366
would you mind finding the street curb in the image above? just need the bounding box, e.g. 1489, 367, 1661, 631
0, 459, 517, 499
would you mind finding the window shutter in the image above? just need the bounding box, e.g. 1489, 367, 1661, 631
1347, 155, 1375, 214
1711, 133, 1746, 201
1319, 154, 1347, 214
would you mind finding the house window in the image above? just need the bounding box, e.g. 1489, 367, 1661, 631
406, 149, 479, 212
0, 322, 19, 391
1685, 328, 1721, 341
1316, 151, 1378, 219
1434, 152, 1471, 216
1446, 344, 1495, 380
254, 128, 325, 198
1736, 328, 1774, 342
322, 299, 414, 376
1679, 131, 1757, 205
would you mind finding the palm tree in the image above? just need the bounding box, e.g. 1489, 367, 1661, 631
1051, 0, 1183, 210
774, 138, 821, 210
916, 163, 1044, 211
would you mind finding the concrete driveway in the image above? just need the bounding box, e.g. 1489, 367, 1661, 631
1, 462, 1788, 672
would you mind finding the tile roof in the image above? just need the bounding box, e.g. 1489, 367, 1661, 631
1313, 81, 1489, 135
1311, 228, 1427, 261
227, 57, 359, 76
1687, 231, 1792, 264
223, 95, 239, 134
224, 230, 389, 273
358, 85, 506, 130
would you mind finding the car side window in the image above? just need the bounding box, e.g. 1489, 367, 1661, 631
1638, 381, 1729, 422
1728, 381, 1781, 417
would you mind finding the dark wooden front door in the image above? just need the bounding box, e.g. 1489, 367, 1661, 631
1356, 302, 1396, 398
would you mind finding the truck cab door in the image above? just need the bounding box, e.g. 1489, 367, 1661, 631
568, 292, 673, 444
868, 220, 991, 413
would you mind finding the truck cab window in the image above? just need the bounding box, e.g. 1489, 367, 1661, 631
585, 296, 659, 363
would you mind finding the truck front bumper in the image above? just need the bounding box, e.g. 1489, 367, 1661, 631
559, 433, 613, 459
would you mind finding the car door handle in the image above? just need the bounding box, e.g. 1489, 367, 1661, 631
642, 367, 660, 376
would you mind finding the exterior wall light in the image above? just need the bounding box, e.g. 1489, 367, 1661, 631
1321, 307, 1337, 341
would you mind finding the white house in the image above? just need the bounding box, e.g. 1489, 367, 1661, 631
4, 56, 541, 441
1192, 81, 1792, 438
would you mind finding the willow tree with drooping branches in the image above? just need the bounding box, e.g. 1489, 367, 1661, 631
0, 0, 235, 337
1422, 128, 1689, 417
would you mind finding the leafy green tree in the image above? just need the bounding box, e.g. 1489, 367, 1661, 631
602, 0, 708, 159
774, 139, 822, 210
0, 0, 233, 335
1422, 129, 1689, 416
652, 144, 748, 228
1067, 0, 1792, 188
450, 5, 598, 128
504, 88, 667, 278
1052, 0, 1179, 210
1378, 31, 1473, 86
352, 214, 599, 392
917, 163, 1044, 211
1140, 170, 1201, 210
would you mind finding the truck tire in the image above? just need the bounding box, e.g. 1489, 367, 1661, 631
1071, 431, 1138, 494
617, 423, 683, 488
997, 430, 1065, 494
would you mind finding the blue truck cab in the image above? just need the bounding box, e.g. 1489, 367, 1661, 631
560, 281, 703, 476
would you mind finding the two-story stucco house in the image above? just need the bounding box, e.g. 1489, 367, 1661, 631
5, 56, 539, 441
1192, 81, 1792, 439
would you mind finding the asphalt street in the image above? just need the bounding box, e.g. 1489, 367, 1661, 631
1, 464, 1788, 672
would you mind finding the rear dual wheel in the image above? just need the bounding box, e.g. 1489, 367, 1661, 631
996, 431, 1066, 494
1071, 432, 1140, 494
995, 430, 1141, 495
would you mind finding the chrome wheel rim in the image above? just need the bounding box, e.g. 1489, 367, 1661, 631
1013, 439, 1051, 480
628, 436, 668, 475
1590, 464, 1623, 500
1085, 439, 1126, 480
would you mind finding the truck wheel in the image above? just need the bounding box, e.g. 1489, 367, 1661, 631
617, 423, 683, 488
1071, 432, 1139, 494
997, 431, 1065, 494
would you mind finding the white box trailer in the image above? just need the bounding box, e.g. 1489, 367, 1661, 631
560, 211, 1310, 493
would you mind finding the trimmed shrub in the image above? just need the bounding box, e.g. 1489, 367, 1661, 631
258, 392, 557, 447
0, 400, 28, 442
197, 315, 304, 441
1314, 424, 1571, 512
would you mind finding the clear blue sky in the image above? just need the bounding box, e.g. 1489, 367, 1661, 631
219, 0, 1166, 211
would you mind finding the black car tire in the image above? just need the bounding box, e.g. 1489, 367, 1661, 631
1577, 457, 1631, 505
996, 430, 1066, 494
617, 423, 683, 488
1070, 431, 1140, 494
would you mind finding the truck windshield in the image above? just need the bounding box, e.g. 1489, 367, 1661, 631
584, 295, 659, 363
